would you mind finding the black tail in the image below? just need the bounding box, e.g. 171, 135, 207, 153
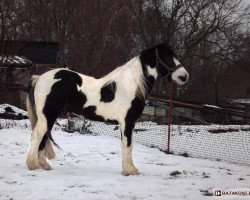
47, 130, 61, 150
45, 115, 61, 150
39, 130, 60, 151
39, 115, 61, 151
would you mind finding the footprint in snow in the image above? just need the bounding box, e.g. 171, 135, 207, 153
200, 189, 213, 196
4, 180, 17, 185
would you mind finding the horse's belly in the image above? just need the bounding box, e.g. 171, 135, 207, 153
82, 100, 130, 124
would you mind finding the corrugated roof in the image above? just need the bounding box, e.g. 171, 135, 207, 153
232, 99, 250, 105
0, 55, 32, 66
0, 40, 59, 64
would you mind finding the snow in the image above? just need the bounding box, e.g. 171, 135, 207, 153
232, 99, 250, 105
0, 104, 28, 115
0, 128, 250, 200
0, 55, 32, 65
203, 104, 221, 109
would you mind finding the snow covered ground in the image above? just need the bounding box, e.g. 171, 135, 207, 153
0, 104, 28, 116
0, 128, 250, 200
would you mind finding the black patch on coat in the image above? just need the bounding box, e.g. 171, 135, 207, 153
139, 49, 157, 93
106, 119, 119, 124
40, 70, 86, 151
43, 70, 86, 116
54, 70, 82, 86
82, 106, 103, 121
81, 106, 118, 124
140, 48, 156, 71
124, 97, 145, 146
100, 81, 117, 102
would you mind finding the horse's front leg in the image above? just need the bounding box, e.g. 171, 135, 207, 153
120, 123, 139, 176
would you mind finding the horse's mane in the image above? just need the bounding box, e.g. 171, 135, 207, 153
102, 57, 147, 99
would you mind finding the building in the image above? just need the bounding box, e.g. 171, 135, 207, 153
0, 40, 59, 109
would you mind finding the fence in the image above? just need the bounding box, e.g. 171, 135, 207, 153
89, 121, 250, 166
0, 103, 250, 166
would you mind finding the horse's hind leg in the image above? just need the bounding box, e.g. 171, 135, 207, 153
38, 149, 51, 170
26, 114, 47, 170
38, 115, 58, 169
38, 138, 56, 170
38, 135, 52, 170
45, 139, 56, 160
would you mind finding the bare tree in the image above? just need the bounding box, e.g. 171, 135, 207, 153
131, 0, 249, 103
0, 0, 249, 103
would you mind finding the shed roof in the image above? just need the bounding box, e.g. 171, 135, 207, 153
0, 40, 59, 64
225, 98, 250, 106
0, 55, 32, 67
232, 99, 250, 105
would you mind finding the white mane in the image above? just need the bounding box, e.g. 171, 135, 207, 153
102, 57, 147, 98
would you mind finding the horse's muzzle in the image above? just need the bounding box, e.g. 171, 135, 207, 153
171, 66, 189, 86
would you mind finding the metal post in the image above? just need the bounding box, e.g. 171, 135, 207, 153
167, 83, 173, 154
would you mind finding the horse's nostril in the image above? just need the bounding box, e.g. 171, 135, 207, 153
179, 75, 187, 82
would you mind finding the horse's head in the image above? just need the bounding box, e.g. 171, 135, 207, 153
155, 42, 189, 86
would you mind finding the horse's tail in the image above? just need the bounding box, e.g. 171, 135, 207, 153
26, 75, 40, 130
26, 75, 60, 152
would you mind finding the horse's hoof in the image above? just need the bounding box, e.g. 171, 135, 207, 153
122, 170, 140, 176
26, 159, 41, 170
122, 166, 139, 176
43, 165, 53, 170
41, 163, 53, 170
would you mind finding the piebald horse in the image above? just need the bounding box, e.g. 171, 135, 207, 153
26, 42, 189, 175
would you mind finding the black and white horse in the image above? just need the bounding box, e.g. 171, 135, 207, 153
26, 42, 189, 175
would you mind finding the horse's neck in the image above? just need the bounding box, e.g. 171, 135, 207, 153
101, 56, 158, 98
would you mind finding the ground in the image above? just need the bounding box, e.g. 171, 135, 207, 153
0, 128, 249, 200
